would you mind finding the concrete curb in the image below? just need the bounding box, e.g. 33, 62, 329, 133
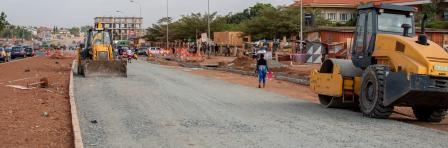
70, 60, 84, 148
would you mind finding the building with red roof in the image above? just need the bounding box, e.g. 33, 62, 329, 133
291, 0, 447, 23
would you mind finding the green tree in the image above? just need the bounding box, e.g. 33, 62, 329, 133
0, 12, 8, 33
240, 6, 302, 40
145, 17, 169, 41
53, 26, 59, 34
80, 25, 92, 35
68, 27, 80, 36
226, 3, 275, 24
146, 13, 231, 42
0, 25, 32, 40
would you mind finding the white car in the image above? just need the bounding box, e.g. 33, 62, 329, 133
147, 47, 162, 55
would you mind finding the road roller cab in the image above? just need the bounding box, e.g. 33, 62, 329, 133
310, 3, 448, 122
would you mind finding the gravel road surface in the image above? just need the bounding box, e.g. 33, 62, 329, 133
75, 60, 448, 148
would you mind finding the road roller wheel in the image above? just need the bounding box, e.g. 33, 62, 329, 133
412, 107, 447, 122
359, 65, 393, 119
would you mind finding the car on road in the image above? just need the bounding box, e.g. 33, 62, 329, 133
137, 47, 149, 55
24, 47, 35, 57
11, 46, 26, 59
147, 47, 166, 56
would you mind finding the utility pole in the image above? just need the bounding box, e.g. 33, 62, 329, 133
129, 0, 142, 17
300, 0, 303, 51
166, 0, 169, 50
130, 0, 142, 38
207, 0, 211, 58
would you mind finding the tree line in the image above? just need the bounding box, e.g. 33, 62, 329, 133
0, 12, 33, 40
145, 3, 331, 42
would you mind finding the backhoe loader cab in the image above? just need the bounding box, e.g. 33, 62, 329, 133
310, 3, 448, 122
77, 23, 127, 77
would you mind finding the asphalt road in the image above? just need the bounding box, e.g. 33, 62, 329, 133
74, 59, 448, 148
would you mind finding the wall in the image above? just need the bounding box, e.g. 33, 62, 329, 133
213, 32, 244, 46
311, 27, 448, 49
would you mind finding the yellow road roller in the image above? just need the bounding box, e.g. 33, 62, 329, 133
310, 3, 448, 122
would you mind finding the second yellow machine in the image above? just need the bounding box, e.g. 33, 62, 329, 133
77, 24, 127, 77
311, 3, 448, 122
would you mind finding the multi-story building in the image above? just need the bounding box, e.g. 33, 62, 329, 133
94, 17, 143, 40
37, 27, 53, 41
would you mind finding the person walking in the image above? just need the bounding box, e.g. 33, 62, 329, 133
127, 48, 133, 63
256, 54, 268, 88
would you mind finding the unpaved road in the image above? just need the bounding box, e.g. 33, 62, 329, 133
75, 60, 448, 148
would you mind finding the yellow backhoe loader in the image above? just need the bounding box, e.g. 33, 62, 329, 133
77, 23, 127, 77
310, 3, 448, 122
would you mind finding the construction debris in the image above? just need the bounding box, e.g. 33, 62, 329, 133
27, 77, 50, 88
42, 112, 49, 117
6, 85, 32, 90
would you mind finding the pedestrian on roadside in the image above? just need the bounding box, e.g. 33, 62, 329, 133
127, 48, 133, 63
225, 45, 230, 57
256, 54, 268, 88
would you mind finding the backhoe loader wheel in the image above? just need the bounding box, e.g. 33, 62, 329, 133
359, 65, 393, 119
77, 63, 84, 76
412, 108, 447, 122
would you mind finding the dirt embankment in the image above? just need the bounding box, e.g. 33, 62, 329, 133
0, 56, 74, 147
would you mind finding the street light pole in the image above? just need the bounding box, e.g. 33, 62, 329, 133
207, 0, 211, 57
130, 0, 142, 38
300, 0, 303, 51
129, 0, 142, 17
166, 0, 169, 50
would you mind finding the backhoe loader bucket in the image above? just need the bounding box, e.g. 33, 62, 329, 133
79, 60, 127, 77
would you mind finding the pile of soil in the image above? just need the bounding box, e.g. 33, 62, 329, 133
0, 56, 74, 147
228, 56, 257, 71
147, 56, 179, 67
50, 53, 66, 59
269, 67, 289, 73
284, 64, 321, 77
146, 56, 156, 62
230, 56, 256, 67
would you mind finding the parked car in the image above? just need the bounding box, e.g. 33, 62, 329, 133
11, 46, 26, 59
147, 47, 162, 55
24, 47, 35, 57
137, 47, 149, 55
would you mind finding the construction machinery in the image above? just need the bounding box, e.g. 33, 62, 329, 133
77, 23, 127, 77
310, 3, 448, 122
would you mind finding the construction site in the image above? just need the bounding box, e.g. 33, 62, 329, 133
2, 0, 448, 147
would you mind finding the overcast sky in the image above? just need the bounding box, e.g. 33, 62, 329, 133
1, 0, 293, 28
